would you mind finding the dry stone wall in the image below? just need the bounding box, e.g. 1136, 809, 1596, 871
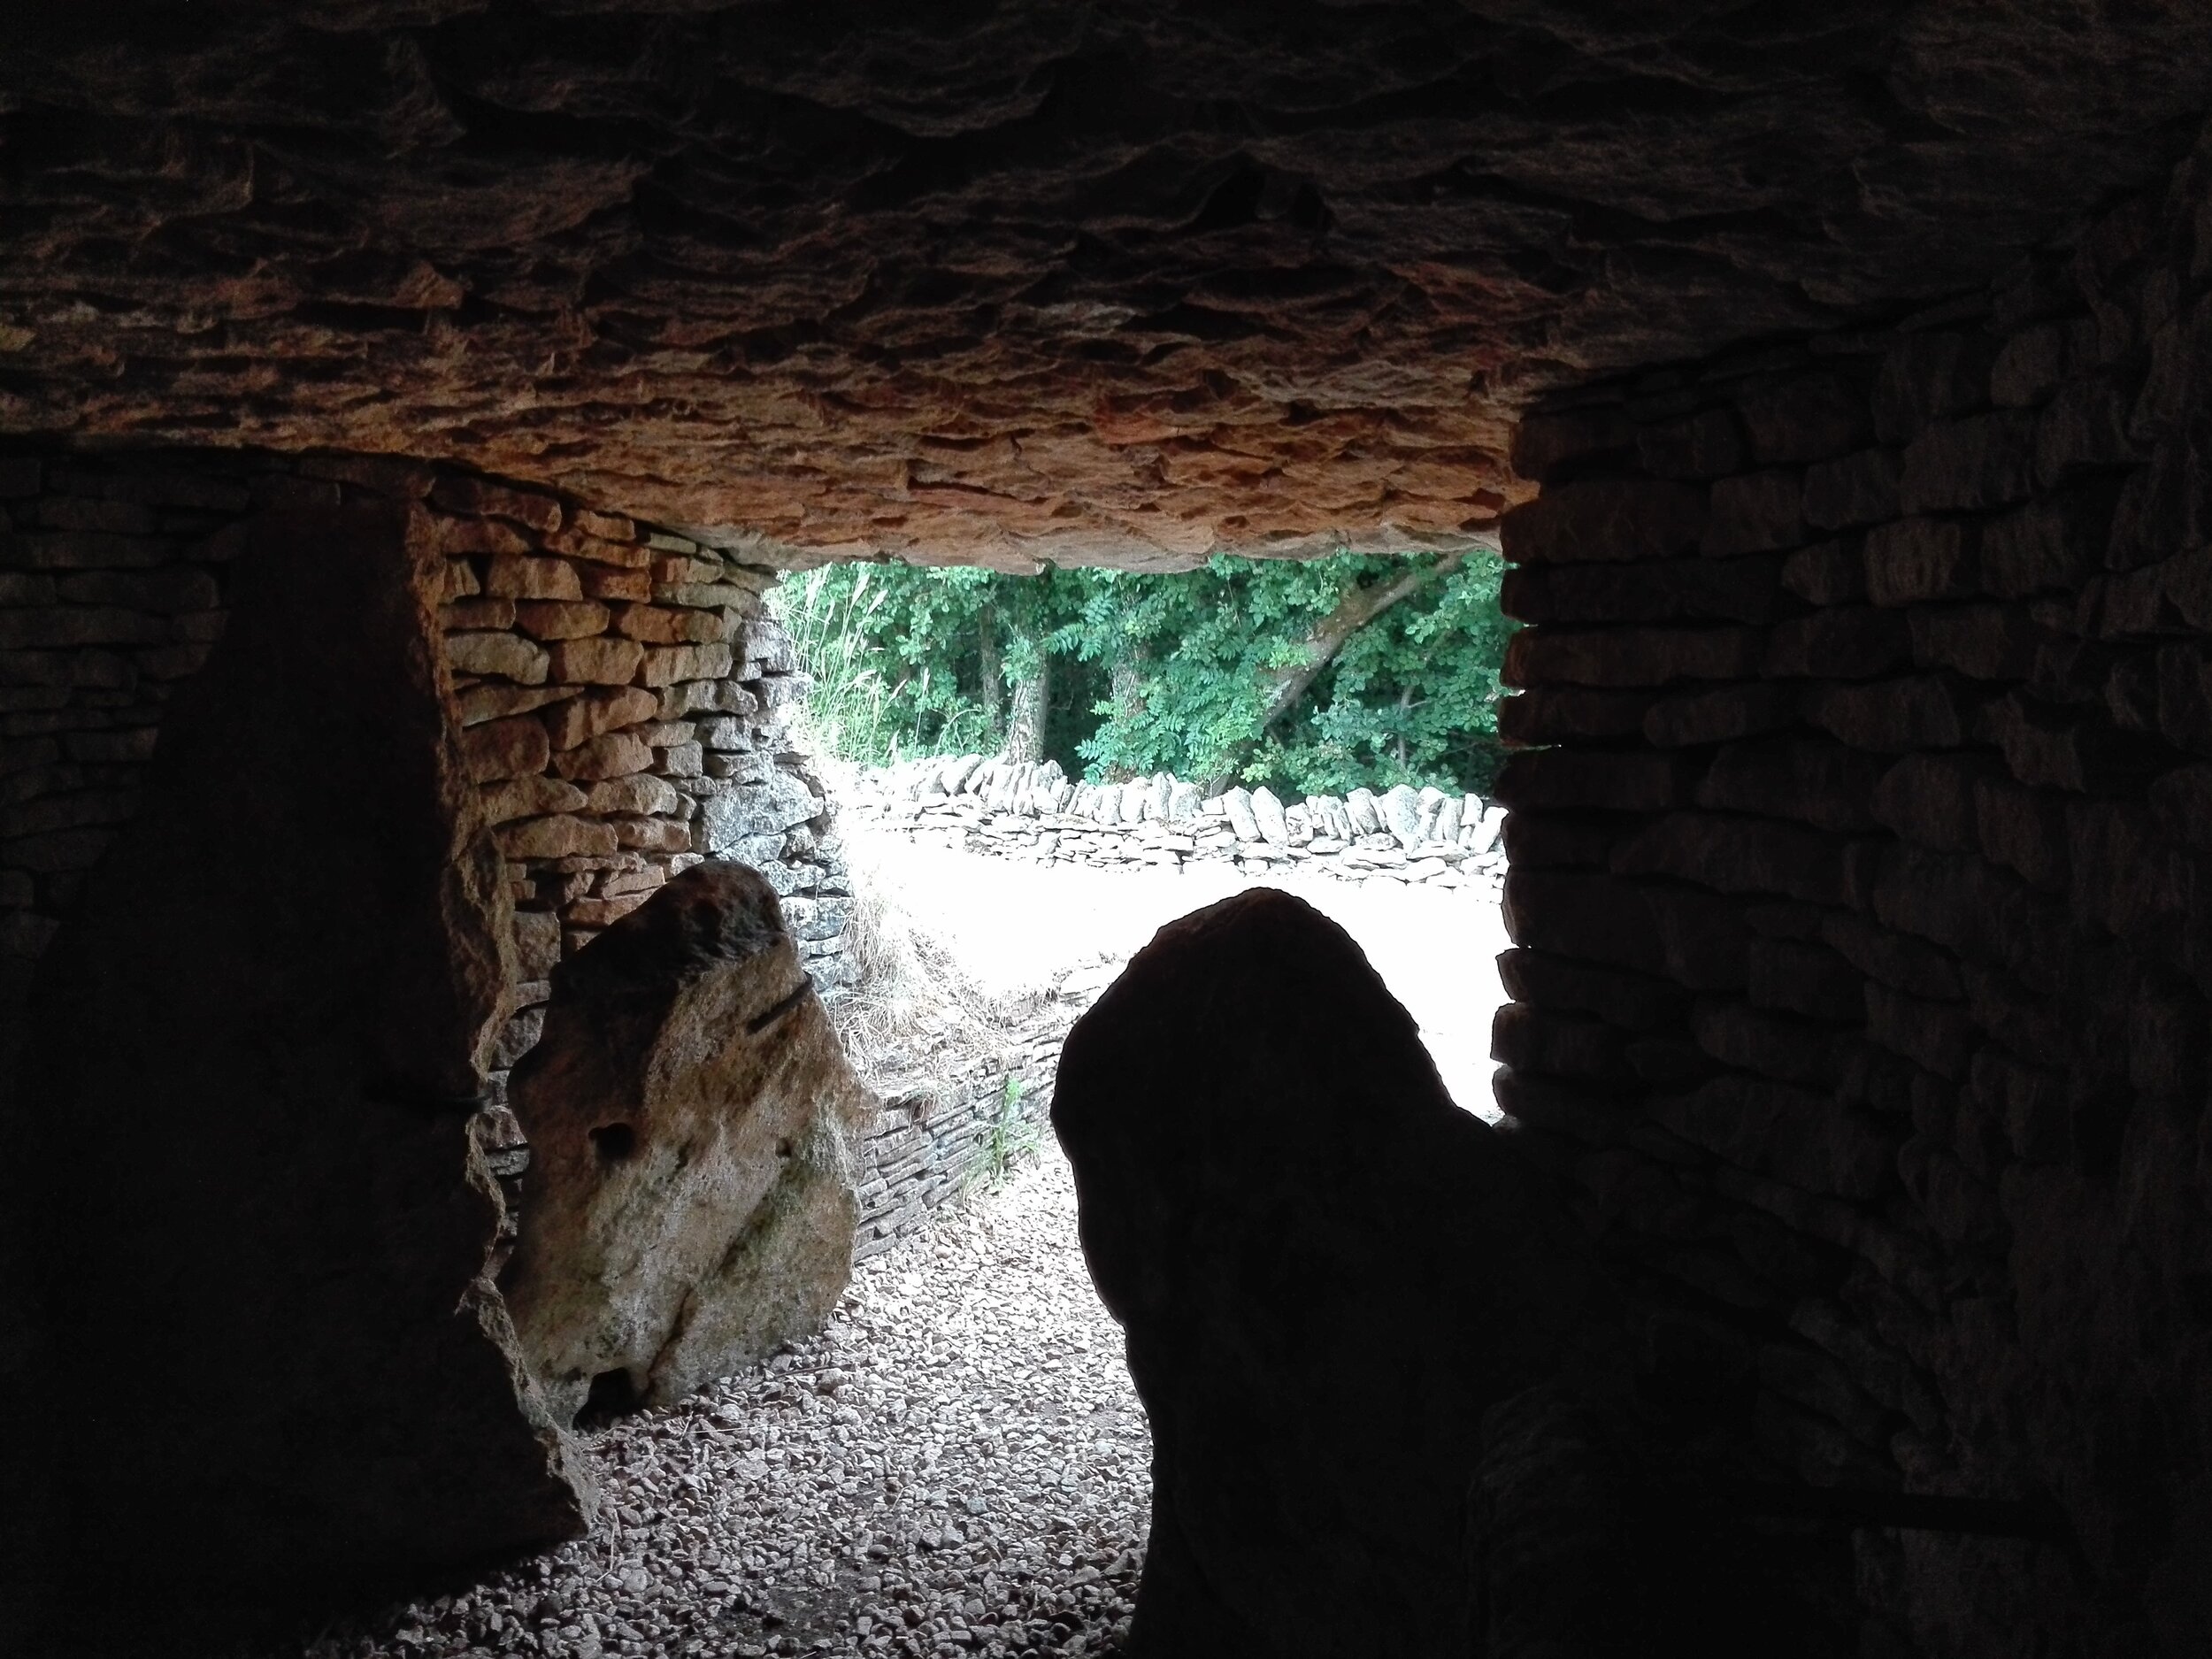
851, 1009, 1070, 1263
1493, 131, 2212, 1656
0, 442, 1095, 1279
846, 755, 1507, 897
0, 444, 852, 1086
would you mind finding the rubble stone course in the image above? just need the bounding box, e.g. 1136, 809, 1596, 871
848, 982, 1087, 1268
843, 756, 1507, 899
1491, 134, 2212, 1656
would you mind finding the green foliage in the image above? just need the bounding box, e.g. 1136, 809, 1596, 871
770, 562, 1004, 761
965, 1074, 1041, 1193
1053, 548, 1513, 795
1281, 550, 1516, 794
770, 545, 1517, 795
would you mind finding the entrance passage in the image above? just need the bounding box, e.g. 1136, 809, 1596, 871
296, 794, 1510, 1659
308, 1148, 1147, 1659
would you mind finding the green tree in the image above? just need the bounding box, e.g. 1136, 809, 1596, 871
1050, 549, 1504, 793
1262, 548, 1515, 794
771, 546, 1515, 794
769, 561, 1000, 761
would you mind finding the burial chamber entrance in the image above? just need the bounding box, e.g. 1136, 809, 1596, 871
7, 4, 2212, 1655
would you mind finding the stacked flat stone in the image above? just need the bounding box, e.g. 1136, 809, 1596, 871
430, 477, 856, 1090
849, 1002, 1074, 1263
0, 455, 238, 1069
0, 448, 856, 1094
1489, 150, 2212, 1655
845, 756, 1508, 895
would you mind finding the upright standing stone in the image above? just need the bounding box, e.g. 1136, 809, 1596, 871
8, 501, 588, 1624
1222, 787, 1261, 841
1475, 803, 1509, 852
1052, 891, 1624, 1658
503, 861, 872, 1422
1417, 787, 1446, 841
1382, 783, 1425, 850
1148, 772, 1174, 823
1249, 786, 1290, 846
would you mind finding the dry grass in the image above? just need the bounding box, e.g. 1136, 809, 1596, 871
826, 863, 1048, 1099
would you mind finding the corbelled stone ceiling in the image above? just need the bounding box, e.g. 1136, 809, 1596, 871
4, 2, 2210, 567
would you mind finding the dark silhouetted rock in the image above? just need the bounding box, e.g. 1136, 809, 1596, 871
4, 500, 589, 1648
1469, 1385, 1837, 1659
502, 860, 872, 1423
1051, 888, 1624, 1658
1469, 1385, 1647, 1658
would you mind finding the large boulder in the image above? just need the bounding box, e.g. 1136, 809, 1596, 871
5, 502, 589, 1647
502, 861, 872, 1422
1465, 1385, 1838, 1659
1051, 889, 1625, 1658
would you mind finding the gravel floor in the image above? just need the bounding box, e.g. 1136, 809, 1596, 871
306, 1146, 1148, 1659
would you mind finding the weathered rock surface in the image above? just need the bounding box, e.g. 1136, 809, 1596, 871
699, 768, 826, 846
1381, 781, 1425, 851
4, 499, 588, 1647
1248, 784, 1288, 847
503, 860, 872, 1424
1466, 1385, 1830, 1659
4, 7, 2211, 565
1050, 888, 1623, 1657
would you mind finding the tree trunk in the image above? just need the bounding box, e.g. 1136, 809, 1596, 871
976, 607, 1002, 748
1110, 652, 1146, 730
1005, 649, 1050, 764
1255, 552, 1463, 735
1106, 644, 1149, 775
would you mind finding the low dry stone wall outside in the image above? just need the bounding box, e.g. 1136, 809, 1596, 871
845, 754, 1507, 896
851, 999, 1075, 1263
0, 444, 855, 1089
1493, 135, 2212, 1655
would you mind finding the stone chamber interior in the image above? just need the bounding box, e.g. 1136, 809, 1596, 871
5, 4, 2212, 1655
